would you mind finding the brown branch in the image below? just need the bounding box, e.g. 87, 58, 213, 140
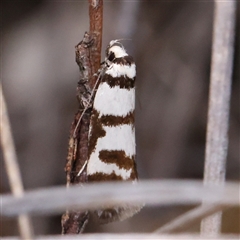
62, 109, 90, 234
0, 83, 34, 239
62, 0, 103, 234
88, 0, 103, 87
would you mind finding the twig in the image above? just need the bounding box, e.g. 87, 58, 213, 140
1, 180, 239, 217
88, 0, 103, 88
0, 83, 34, 239
62, 0, 103, 234
201, 0, 237, 236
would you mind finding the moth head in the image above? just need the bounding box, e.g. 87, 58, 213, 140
105, 40, 128, 62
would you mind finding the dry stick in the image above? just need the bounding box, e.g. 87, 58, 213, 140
88, 0, 103, 88
62, 34, 94, 235
61, 0, 103, 234
201, 0, 237, 236
0, 83, 34, 239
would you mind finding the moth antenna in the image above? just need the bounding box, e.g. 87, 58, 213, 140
77, 160, 88, 176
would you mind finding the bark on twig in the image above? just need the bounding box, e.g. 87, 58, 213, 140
62, 0, 103, 234
88, 0, 103, 88
0, 83, 34, 239
200, 1, 236, 236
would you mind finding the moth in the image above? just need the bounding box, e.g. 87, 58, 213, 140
79, 40, 142, 223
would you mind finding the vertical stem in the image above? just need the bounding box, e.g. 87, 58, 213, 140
201, 0, 236, 236
62, 0, 103, 234
0, 83, 34, 239
88, 0, 103, 88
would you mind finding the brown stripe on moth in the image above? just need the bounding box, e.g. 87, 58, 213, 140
88, 110, 135, 155
113, 55, 134, 66
99, 150, 135, 171
130, 159, 138, 180
100, 112, 134, 126
106, 48, 134, 65
88, 109, 105, 157
102, 74, 135, 89
88, 172, 125, 182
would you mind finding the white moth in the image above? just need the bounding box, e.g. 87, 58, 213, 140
82, 40, 142, 223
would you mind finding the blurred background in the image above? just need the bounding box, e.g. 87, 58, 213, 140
1, 0, 239, 236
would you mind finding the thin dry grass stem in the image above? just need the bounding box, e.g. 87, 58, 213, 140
201, 0, 237, 236
1, 180, 239, 217
1, 234, 240, 240
0, 83, 34, 239
154, 204, 229, 234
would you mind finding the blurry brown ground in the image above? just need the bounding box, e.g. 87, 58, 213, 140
1, 0, 239, 236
